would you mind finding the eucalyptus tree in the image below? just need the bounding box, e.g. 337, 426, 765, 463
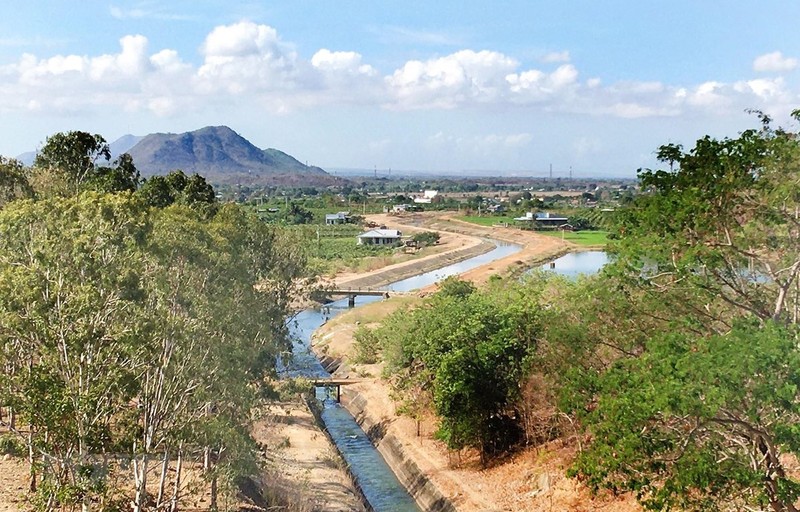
0, 192, 148, 511
0, 156, 33, 208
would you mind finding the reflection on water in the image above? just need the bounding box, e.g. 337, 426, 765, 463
278, 240, 521, 512
539, 251, 609, 278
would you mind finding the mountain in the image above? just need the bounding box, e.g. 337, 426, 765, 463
109, 134, 143, 159
16, 151, 36, 166
127, 126, 339, 186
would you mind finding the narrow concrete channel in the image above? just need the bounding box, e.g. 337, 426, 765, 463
279, 240, 522, 511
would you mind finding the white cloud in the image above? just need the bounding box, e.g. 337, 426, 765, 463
1, 21, 799, 125
540, 51, 570, 63
753, 51, 798, 73
311, 49, 376, 76
386, 50, 518, 109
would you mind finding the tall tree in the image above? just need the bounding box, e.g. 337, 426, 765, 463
33, 131, 111, 192
565, 113, 800, 511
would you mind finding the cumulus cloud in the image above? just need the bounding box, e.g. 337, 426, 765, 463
1, 21, 798, 123
753, 51, 798, 73
386, 50, 518, 109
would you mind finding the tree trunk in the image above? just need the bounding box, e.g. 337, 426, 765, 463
156, 449, 169, 510
169, 444, 182, 512
133, 446, 149, 512
28, 427, 36, 492
204, 446, 217, 511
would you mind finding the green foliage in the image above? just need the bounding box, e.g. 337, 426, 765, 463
0, 433, 24, 457
34, 131, 111, 188
0, 190, 307, 508
137, 169, 217, 214
411, 230, 441, 246
364, 278, 543, 463
549, 113, 800, 511
570, 322, 800, 511
0, 156, 33, 208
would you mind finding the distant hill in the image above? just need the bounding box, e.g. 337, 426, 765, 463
109, 134, 143, 158
127, 126, 340, 186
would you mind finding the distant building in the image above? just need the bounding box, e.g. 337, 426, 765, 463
413, 190, 439, 204
392, 204, 412, 213
357, 229, 403, 246
514, 211, 569, 229
325, 211, 351, 225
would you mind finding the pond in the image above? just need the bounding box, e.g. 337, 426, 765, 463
538, 250, 609, 278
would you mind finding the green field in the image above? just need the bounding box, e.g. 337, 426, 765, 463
457, 216, 608, 246
457, 215, 517, 226
538, 230, 609, 246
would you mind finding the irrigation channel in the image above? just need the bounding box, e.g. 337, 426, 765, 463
277, 243, 608, 511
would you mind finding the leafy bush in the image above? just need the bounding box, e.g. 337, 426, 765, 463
411, 231, 440, 246
0, 433, 24, 457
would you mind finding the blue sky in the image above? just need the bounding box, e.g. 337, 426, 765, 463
1, 1, 799, 176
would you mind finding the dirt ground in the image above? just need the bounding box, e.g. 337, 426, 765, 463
254, 401, 366, 512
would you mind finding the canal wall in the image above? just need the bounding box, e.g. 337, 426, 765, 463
340, 388, 458, 512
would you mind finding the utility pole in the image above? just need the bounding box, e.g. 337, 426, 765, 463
549, 163, 552, 179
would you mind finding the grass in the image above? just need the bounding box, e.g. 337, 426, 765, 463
456, 215, 609, 246
457, 215, 517, 226
538, 230, 609, 246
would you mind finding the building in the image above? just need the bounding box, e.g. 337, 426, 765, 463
413, 190, 439, 204
514, 211, 570, 229
357, 229, 403, 246
325, 211, 351, 225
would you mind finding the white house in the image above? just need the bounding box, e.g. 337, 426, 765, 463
357, 229, 403, 246
325, 211, 351, 225
413, 190, 439, 204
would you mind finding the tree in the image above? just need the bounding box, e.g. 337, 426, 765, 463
363, 278, 541, 464
33, 131, 111, 192
571, 322, 800, 511
137, 175, 175, 208
137, 170, 217, 214
87, 153, 141, 193
0, 192, 148, 511
0, 157, 33, 207
0, 189, 309, 511
563, 113, 800, 511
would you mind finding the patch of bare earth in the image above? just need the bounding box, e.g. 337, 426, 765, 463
254, 402, 366, 512
0, 453, 27, 512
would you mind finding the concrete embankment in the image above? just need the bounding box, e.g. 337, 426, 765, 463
341, 388, 457, 512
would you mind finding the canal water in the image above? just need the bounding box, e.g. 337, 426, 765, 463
279, 243, 607, 511
537, 250, 609, 278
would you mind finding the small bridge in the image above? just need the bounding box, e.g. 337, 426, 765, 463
327, 287, 394, 307
311, 377, 366, 402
